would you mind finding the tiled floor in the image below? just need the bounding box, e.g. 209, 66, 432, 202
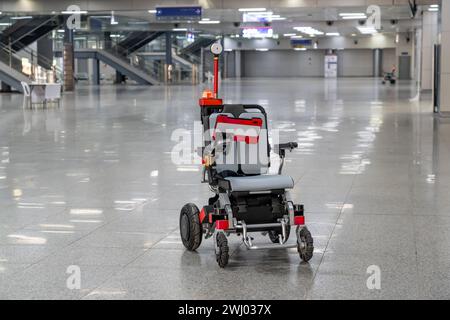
1, 77, 450, 299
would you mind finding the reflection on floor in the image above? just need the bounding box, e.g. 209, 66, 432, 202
1, 78, 450, 299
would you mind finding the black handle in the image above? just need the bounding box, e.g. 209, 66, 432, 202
278, 142, 298, 150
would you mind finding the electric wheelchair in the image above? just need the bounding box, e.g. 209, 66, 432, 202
179, 100, 314, 268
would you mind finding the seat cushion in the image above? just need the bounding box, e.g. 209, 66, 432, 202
224, 175, 294, 192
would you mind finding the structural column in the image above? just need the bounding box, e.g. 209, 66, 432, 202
439, 0, 450, 113
373, 48, 382, 77
165, 32, 172, 83
421, 10, 438, 92
92, 58, 100, 85
63, 21, 75, 91
235, 50, 242, 78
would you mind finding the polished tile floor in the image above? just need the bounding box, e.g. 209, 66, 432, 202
1, 78, 450, 299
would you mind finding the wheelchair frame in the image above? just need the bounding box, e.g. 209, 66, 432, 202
179, 47, 314, 267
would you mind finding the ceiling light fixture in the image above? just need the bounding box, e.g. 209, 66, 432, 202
342, 15, 367, 20
339, 12, 365, 16
148, 9, 156, 13
256, 48, 269, 51
294, 26, 324, 35
283, 33, 296, 37
173, 28, 188, 31
326, 32, 340, 36
238, 8, 266, 12
357, 26, 377, 34
198, 20, 220, 24
11, 16, 33, 20
61, 10, 87, 14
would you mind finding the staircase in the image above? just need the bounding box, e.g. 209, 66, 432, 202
112, 31, 164, 57
0, 15, 63, 52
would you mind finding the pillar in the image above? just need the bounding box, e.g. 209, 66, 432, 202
235, 50, 242, 78
438, 0, 450, 113
63, 21, 75, 91
421, 10, 439, 92
165, 32, 172, 65
37, 36, 53, 70
373, 48, 382, 77
92, 58, 100, 85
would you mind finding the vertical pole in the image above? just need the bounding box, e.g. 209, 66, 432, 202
8, 37, 12, 67
165, 32, 172, 84
213, 55, 219, 98
63, 19, 75, 91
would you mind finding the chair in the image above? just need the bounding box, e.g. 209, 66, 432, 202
44, 83, 61, 108
21, 81, 45, 109
21, 81, 31, 109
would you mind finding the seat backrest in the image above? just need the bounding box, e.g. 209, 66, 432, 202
21, 81, 30, 96
207, 105, 269, 175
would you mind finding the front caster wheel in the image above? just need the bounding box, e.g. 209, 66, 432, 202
297, 227, 314, 262
215, 232, 229, 268
180, 203, 202, 251
268, 224, 291, 243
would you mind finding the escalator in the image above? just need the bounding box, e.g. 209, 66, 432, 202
0, 15, 63, 52
112, 31, 164, 56
178, 37, 216, 58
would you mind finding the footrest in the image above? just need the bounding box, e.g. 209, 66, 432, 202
245, 242, 297, 250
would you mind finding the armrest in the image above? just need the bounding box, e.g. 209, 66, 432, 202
275, 142, 298, 174
275, 142, 298, 157
278, 142, 298, 151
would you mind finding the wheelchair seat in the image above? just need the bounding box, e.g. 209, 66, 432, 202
224, 175, 294, 192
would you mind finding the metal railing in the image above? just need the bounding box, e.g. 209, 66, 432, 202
0, 41, 62, 83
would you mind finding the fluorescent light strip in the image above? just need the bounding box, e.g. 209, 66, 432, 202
198, 20, 220, 24
339, 12, 366, 16
11, 16, 33, 20
326, 32, 340, 36
294, 48, 306, 51
61, 10, 88, 14
256, 48, 269, 51
173, 28, 187, 31
357, 26, 377, 34
283, 33, 296, 37
294, 27, 323, 35
148, 9, 156, 13
238, 8, 266, 12
428, 7, 439, 11
342, 15, 367, 19
430, 4, 439, 8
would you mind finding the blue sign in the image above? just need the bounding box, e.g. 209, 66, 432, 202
290, 39, 312, 46
156, 6, 202, 20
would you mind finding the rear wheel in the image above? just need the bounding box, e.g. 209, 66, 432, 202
215, 232, 229, 268
180, 203, 202, 251
297, 227, 314, 262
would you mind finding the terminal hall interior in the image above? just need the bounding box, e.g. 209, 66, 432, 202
0, 0, 450, 300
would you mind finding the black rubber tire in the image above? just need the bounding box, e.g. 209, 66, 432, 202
297, 227, 314, 262
268, 224, 291, 243
180, 203, 202, 251
215, 232, 229, 268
